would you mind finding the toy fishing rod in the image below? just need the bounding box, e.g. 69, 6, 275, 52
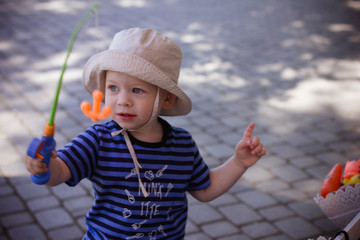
27, 3, 100, 185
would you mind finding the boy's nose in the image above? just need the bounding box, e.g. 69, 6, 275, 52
117, 91, 132, 107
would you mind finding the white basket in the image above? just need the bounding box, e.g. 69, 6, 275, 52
314, 183, 360, 229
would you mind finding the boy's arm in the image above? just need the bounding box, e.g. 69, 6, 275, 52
190, 122, 266, 202
25, 150, 71, 186
46, 151, 71, 186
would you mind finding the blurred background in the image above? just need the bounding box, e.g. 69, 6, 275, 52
1, 0, 360, 239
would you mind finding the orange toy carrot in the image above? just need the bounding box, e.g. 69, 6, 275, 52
343, 159, 360, 179
320, 163, 343, 198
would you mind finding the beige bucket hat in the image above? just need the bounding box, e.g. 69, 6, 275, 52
82, 28, 192, 116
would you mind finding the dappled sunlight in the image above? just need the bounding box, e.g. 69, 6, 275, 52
114, 0, 148, 8
180, 33, 205, 44
33, 0, 87, 14
280, 68, 298, 81
282, 34, 331, 51
0, 40, 15, 52
346, 0, 360, 11
32, 52, 68, 71
19, 68, 83, 88
180, 56, 248, 89
256, 62, 284, 74
327, 23, 355, 33
267, 78, 360, 120
194, 57, 232, 72
315, 58, 360, 79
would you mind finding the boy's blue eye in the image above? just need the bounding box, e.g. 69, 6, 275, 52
110, 86, 117, 92
133, 88, 142, 94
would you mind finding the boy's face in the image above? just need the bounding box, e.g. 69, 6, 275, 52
104, 71, 168, 130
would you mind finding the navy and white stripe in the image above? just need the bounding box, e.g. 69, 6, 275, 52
57, 118, 210, 240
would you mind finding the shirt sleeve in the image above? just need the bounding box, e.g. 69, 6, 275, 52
57, 127, 99, 186
187, 139, 210, 191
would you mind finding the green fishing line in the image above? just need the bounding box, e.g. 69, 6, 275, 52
48, 3, 100, 126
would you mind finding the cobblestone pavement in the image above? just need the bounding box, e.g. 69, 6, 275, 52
1, 0, 360, 239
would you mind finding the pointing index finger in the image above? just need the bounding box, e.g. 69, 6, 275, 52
243, 122, 255, 139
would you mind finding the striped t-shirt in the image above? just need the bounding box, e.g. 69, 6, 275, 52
57, 118, 210, 240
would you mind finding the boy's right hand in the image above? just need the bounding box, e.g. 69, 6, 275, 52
25, 150, 56, 175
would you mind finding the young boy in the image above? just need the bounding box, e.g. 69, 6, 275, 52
25, 28, 266, 240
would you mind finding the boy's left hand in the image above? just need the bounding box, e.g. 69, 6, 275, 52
234, 122, 266, 168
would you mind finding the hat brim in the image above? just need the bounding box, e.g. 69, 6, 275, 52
83, 50, 192, 116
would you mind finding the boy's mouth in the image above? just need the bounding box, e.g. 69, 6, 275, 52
117, 113, 136, 120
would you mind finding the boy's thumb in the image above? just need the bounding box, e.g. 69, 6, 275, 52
237, 138, 251, 150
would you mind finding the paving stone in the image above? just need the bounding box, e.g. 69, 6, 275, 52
0, 185, 14, 196
259, 205, 295, 221
258, 154, 285, 169
0, 161, 29, 178
328, 140, 357, 154
289, 200, 325, 220
7, 176, 30, 185
71, 208, 90, 219
192, 132, 219, 146
293, 179, 322, 195
228, 181, 253, 194
48, 225, 84, 240
282, 132, 313, 147
273, 189, 308, 203
218, 234, 251, 240
79, 179, 93, 193
313, 217, 339, 233
271, 165, 308, 182
242, 222, 278, 238
220, 115, 249, 129
256, 179, 289, 193
185, 232, 211, 240
27, 195, 60, 212
76, 216, 87, 232
289, 156, 319, 168
200, 220, 239, 238
299, 143, 328, 155
0, 142, 21, 167
188, 203, 223, 224
185, 219, 199, 234
0, 177, 6, 184
0, 212, 33, 228
14, 182, 50, 200
193, 115, 219, 128
51, 183, 87, 200
259, 133, 283, 146
0, 195, 25, 215
236, 190, 278, 209
35, 208, 73, 230
0, 114, 24, 137
63, 195, 93, 212
219, 203, 262, 226
0, 235, 8, 240
208, 192, 238, 207
259, 234, 291, 240
275, 217, 321, 240
203, 143, 234, 159
306, 164, 331, 179
315, 151, 346, 166
203, 155, 222, 168
8, 224, 46, 240
307, 131, 338, 143
217, 131, 241, 146
269, 143, 303, 159
242, 165, 273, 183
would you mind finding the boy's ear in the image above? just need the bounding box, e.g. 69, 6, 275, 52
162, 92, 177, 110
